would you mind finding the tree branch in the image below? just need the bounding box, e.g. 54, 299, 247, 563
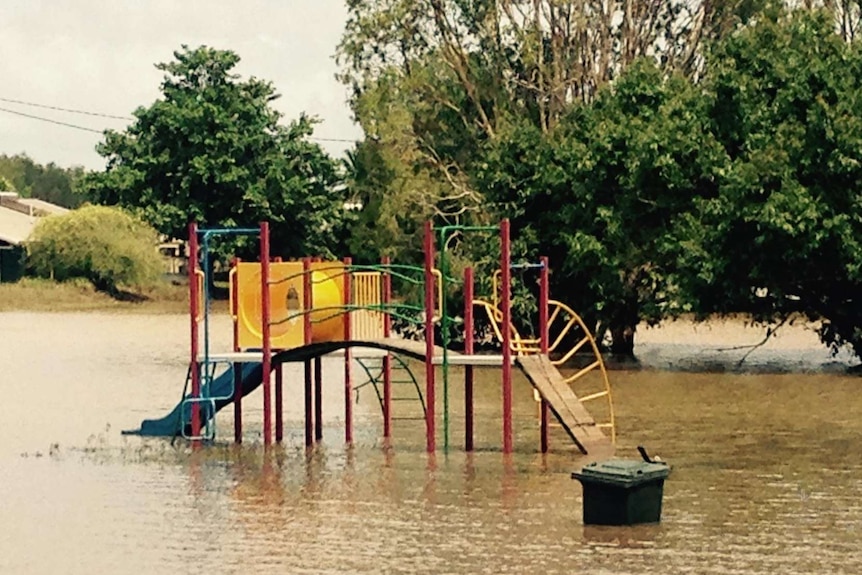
712, 315, 793, 367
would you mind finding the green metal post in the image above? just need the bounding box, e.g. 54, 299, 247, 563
436, 224, 500, 452
437, 227, 450, 452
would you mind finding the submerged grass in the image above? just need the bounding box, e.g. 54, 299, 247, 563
0, 277, 227, 314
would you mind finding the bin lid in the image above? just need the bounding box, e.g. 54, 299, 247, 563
572, 459, 670, 487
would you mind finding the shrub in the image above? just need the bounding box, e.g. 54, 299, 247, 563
0, 175, 14, 192
27, 205, 165, 294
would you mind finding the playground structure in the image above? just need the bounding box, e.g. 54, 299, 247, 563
130, 220, 616, 456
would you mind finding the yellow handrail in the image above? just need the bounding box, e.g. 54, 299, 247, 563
432, 268, 444, 320
194, 269, 205, 322
228, 266, 238, 322
491, 269, 502, 309
472, 299, 538, 354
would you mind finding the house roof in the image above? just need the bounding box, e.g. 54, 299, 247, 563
0, 206, 39, 245
16, 198, 69, 216
0, 193, 69, 245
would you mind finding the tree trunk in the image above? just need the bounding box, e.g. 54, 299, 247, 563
610, 325, 636, 356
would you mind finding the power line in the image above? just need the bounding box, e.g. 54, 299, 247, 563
0, 96, 358, 143
0, 96, 132, 121
0, 107, 104, 134
310, 136, 357, 143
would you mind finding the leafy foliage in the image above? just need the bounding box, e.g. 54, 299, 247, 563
0, 154, 86, 208
84, 46, 346, 259
478, 60, 727, 351
27, 205, 164, 294
674, 8, 862, 356
337, 0, 766, 352
341, 58, 490, 266
340, 2, 862, 360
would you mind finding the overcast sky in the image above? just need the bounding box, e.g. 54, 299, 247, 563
0, 0, 361, 170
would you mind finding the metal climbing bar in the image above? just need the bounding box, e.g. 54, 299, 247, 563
354, 355, 426, 420
563, 359, 602, 389
553, 336, 592, 365
579, 390, 610, 403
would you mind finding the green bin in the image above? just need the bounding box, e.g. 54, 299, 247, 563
572, 459, 670, 525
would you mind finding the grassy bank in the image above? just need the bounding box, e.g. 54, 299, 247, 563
0, 277, 227, 314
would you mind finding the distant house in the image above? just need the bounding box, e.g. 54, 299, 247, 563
158, 237, 187, 275
0, 191, 69, 282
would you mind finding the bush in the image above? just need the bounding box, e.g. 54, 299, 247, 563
0, 175, 14, 192
27, 205, 165, 294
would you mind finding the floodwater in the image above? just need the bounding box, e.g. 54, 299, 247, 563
2, 311, 862, 574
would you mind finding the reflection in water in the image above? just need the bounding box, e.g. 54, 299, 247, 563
581, 524, 662, 549
3, 311, 862, 574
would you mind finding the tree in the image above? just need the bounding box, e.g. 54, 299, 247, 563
0, 175, 13, 193
340, 1, 763, 131
0, 154, 86, 208
674, 8, 862, 357
340, 1, 862, 358
804, 0, 862, 42
339, 1, 717, 273
27, 205, 164, 294
337, 0, 767, 347
342, 63, 488, 265
478, 60, 727, 353
84, 46, 346, 259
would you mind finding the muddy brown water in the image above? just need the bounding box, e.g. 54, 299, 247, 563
2, 312, 862, 574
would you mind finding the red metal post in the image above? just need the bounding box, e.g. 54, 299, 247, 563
464, 266, 475, 452
315, 356, 323, 441
231, 257, 241, 349
188, 223, 201, 443
233, 361, 242, 443
275, 362, 284, 443
539, 255, 550, 453
501, 219, 513, 454
311, 256, 323, 442
423, 221, 436, 453
382, 255, 392, 439
303, 257, 314, 447
274, 255, 284, 443
343, 257, 353, 444
261, 222, 272, 446
232, 257, 242, 443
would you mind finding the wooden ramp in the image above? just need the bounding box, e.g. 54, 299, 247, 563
516, 354, 613, 455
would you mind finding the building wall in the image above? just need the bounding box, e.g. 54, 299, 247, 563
0, 243, 25, 283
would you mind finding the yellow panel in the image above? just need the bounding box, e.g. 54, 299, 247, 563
351, 272, 384, 339
236, 262, 304, 350
309, 261, 346, 342
235, 261, 347, 350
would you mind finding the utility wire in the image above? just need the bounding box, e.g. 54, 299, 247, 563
0, 96, 132, 120
310, 136, 357, 143
0, 96, 358, 143
0, 107, 104, 134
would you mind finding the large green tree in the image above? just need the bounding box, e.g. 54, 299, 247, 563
85, 46, 346, 258
338, 0, 768, 351
339, 1, 862, 357
674, 8, 862, 356
478, 61, 727, 353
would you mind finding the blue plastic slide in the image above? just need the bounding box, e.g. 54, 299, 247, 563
126, 362, 263, 437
